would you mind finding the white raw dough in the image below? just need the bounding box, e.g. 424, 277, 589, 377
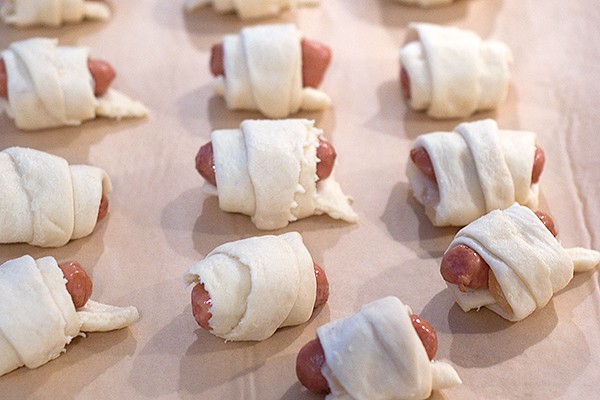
212, 24, 331, 118
184, 232, 317, 341
1, 38, 148, 130
317, 296, 461, 399
446, 204, 600, 321
0, 147, 112, 247
399, 23, 512, 118
406, 119, 539, 227
0, 255, 139, 376
1, 0, 110, 27
209, 119, 357, 230
185, 0, 319, 19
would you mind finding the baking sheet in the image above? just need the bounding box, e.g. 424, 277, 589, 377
1, 0, 599, 399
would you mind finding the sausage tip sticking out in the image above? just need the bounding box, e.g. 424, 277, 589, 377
400, 66, 411, 100
191, 282, 212, 330
195, 141, 217, 186
1, 58, 115, 99
87, 58, 116, 97
0, 59, 7, 98
300, 39, 332, 89
210, 43, 225, 77
316, 140, 336, 181
97, 193, 109, 222
296, 338, 331, 394
531, 146, 545, 184
313, 262, 329, 309
209, 39, 331, 88
534, 210, 557, 237
58, 261, 93, 309
296, 312, 439, 394
195, 139, 336, 186
410, 314, 438, 360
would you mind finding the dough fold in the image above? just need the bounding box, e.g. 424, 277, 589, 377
184, 232, 316, 341
317, 296, 461, 399
399, 23, 512, 118
446, 204, 600, 321
1, 38, 148, 130
212, 24, 331, 118
0, 255, 139, 376
1, 0, 110, 27
208, 119, 357, 230
0, 146, 112, 247
406, 119, 538, 227
185, 0, 319, 19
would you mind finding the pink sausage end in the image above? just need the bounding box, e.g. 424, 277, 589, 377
87, 58, 116, 97
191, 283, 212, 330
296, 338, 330, 394
58, 261, 93, 309
400, 66, 411, 100
313, 262, 329, 309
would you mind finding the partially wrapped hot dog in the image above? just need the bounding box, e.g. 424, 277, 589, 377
0, 38, 148, 130
0, 147, 111, 247
185, 0, 319, 20
195, 119, 357, 230
208, 24, 332, 118
407, 119, 544, 227
0, 255, 139, 376
296, 296, 461, 398
1, 0, 110, 27
184, 232, 328, 341
399, 23, 512, 119
440, 203, 600, 321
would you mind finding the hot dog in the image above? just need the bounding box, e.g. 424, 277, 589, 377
191, 261, 329, 330
0, 57, 115, 99
440, 210, 558, 292
195, 138, 337, 186
296, 312, 439, 394
210, 39, 331, 89
57, 261, 93, 309
410, 145, 546, 184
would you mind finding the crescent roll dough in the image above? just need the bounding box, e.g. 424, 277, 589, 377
317, 296, 461, 399
400, 23, 512, 119
446, 204, 600, 321
206, 119, 357, 230
185, 0, 319, 19
184, 232, 317, 341
407, 119, 539, 227
1, 38, 148, 131
0, 146, 111, 247
0, 255, 139, 376
1, 0, 110, 27
394, 0, 454, 6
212, 24, 331, 118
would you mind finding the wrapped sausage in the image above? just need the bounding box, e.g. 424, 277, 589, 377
399, 23, 512, 119
211, 24, 331, 118
1, 38, 148, 130
202, 119, 357, 230
1, 0, 110, 27
444, 204, 600, 321
0, 147, 111, 247
407, 119, 541, 227
0, 255, 139, 376
184, 232, 323, 341
313, 297, 461, 399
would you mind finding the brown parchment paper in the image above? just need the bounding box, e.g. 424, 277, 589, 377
1, 0, 599, 399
